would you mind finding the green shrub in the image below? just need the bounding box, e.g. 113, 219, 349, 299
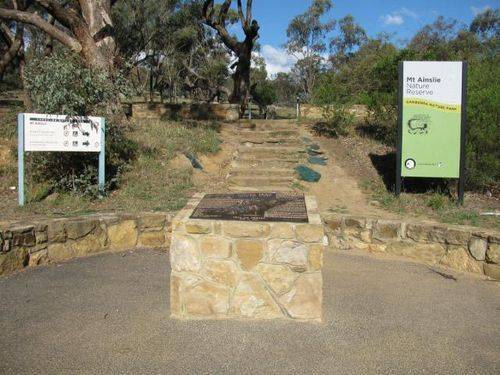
361, 50, 402, 145
23, 51, 136, 197
364, 92, 398, 145
465, 57, 500, 191
251, 80, 278, 117
312, 105, 354, 137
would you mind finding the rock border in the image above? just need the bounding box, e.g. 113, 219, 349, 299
324, 214, 500, 280
0, 212, 173, 276
2, 209, 499, 281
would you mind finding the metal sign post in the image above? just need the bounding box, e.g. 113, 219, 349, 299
98, 117, 106, 195
395, 62, 403, 197
296, 95, 300, 120
248, 96, 252, 120
457, 62, 468, 204
17, 113, 25, 206
17, 113, 105, 206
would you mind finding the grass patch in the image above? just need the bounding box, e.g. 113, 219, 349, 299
133, 119, 220, 159
362, 179, 499, 230
290, 181, 306, 191
1, 119, 221, 218
0, 105, 22, 140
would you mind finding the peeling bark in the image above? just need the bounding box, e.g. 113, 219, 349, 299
0, 0, 116, 72
0, 0, 124, 120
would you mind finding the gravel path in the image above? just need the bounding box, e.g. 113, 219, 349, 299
0, 249, 498, 374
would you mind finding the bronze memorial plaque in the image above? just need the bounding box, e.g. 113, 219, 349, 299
190, 192, 309, 223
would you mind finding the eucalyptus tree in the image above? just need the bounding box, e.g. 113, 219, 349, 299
173, 0, 231, 102
470, 8, 499, 40
202, 0, 259, 115
329, 14, 367, 69
112, 0, 180, 100
0, 0, 117, 71
285, 0, 334, 99
0, 0, 128, 121
0, 1, 24, 81
272, 72, 298, 105
113, 0, 231, 103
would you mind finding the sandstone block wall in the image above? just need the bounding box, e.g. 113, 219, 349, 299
170, 194, 326, 321
324, 214, 500, 280
0, 212, 173, 276
300, 104, 368, 120
131, 102, 240, 122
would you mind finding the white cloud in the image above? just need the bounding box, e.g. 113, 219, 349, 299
381, 7, 419, 26
382, 14, 404, 26
258, 45, 297, 77
255, 45, 329, 78
399, 7, 419, 20
470, 5, 491, 15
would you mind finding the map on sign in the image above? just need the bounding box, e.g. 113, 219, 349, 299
190, 192, 309, 223
24, 113, 102, 152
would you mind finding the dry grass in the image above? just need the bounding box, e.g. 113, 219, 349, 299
0, 119, 220, 219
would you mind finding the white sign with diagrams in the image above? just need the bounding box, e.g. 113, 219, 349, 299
24, 113, 102, 152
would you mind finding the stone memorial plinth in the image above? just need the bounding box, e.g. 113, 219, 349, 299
169, 192, 326, 322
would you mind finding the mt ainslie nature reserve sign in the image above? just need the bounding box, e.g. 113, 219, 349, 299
396, 61, 467, 201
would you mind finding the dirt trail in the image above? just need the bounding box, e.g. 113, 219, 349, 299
214, 119, 395, 218
297, 123, 397, 218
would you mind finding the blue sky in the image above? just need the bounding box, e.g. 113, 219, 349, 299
234, 0, 498, 75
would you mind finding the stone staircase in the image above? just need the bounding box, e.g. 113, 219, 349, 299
226, 120, 305, 192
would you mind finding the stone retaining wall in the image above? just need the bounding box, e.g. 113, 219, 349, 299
3, 209, 498, 282
131, 102, 240, 122
324, 214, 500, 280
300, 104, 368, 120
0, 212, 173, 276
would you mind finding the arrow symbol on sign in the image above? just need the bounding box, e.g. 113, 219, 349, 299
83, 141, 90, 146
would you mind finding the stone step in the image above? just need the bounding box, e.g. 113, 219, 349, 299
228, 176, 295, 187
231, 159, 299, 169
229, 168, 296, 178
228, 185, 294, 192
237, 152, 304, 162
236, 120, 297, 128
237, 155, 302, 164
240, 139, 303, 148
227, 129, 300, 138
238, 146, 305, 155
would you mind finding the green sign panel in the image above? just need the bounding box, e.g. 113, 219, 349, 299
399, 61, 465, 178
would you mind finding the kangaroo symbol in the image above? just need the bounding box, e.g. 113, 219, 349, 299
407, 115, 430, 135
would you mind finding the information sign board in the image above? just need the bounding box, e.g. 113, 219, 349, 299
24, 113, 102, 152
17, 113, 105, 206
396, 61, 467, 202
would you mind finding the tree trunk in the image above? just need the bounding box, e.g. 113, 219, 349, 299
230, 40, 252, 116
0, 22, 22, 79
18, 51, 32, 108
202, 1, 259, 118
79, 0, 115, 69
0, 0, 127, 123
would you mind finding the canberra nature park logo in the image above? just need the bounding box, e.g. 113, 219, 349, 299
407, 114, 430, 135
